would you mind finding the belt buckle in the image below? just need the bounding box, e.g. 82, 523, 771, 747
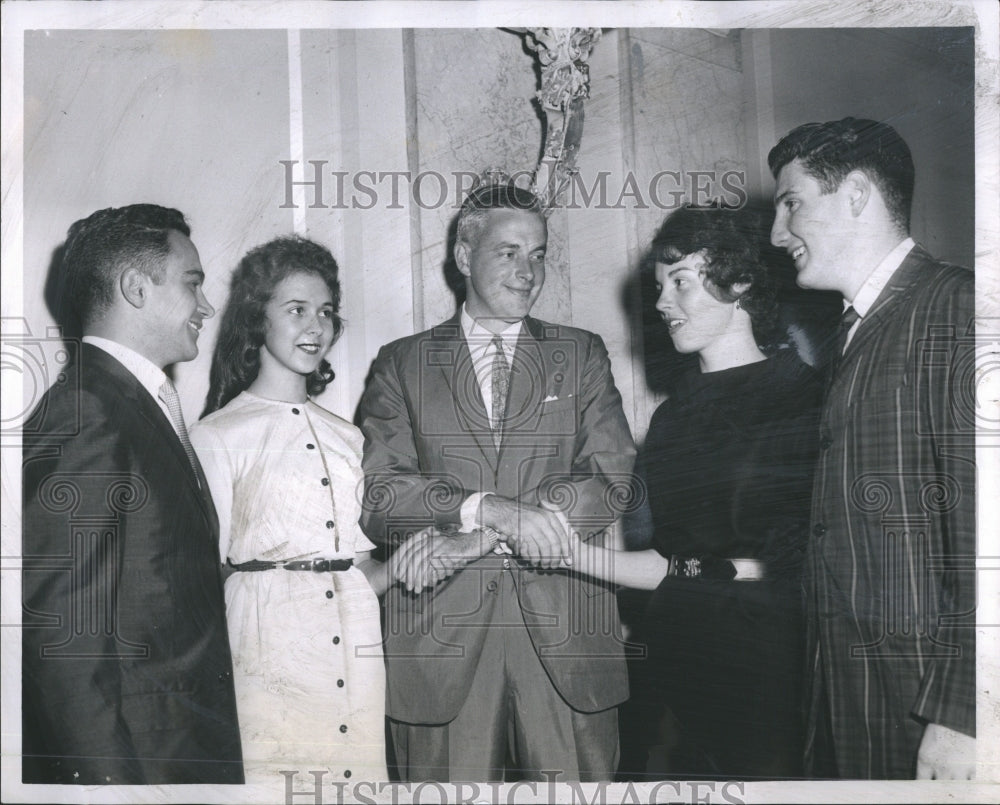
681, 557, 701, 577
310, 558, 331, 572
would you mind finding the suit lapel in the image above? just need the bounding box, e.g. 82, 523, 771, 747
134, 394, 219, 530
434, 315, 570, 467
842, 246, 929, 364
82, 345, 219, 532
501, 319, 547, 454
433, 316, 499, 471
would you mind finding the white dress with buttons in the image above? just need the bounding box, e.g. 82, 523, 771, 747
191, 392, 387, 784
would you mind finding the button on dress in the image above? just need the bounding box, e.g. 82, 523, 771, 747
191, 392, 387, 784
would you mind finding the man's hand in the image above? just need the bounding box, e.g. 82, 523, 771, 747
388, 528, 488, 594
916, 722, 975, 779
479, 496, 571, 569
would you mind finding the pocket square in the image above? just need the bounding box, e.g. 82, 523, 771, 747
543, 394, 571, 403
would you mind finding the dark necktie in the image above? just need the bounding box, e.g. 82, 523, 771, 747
158, 378, 203, 487
830, 305, 860, 379
490, 335, 510, 449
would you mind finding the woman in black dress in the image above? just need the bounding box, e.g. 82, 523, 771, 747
574, 206, 821, 779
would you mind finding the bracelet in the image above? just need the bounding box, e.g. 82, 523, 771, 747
484, 527, 501, 549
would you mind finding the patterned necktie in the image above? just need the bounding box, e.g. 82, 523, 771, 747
158, 378, 202, 486
830, 305, 860, 379
490, 335, 510, 449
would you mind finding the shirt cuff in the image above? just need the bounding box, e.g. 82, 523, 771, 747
461, 492, 487, 532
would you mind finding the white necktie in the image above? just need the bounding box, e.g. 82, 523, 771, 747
158, 378, 201, 486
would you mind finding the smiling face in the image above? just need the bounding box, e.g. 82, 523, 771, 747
654, 252, 749, 366
770, 158, 856, 293
259, 271, 337, 380
141, 230, 214, 367
456, 208, 547, 330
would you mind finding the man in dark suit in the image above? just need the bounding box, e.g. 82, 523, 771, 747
22, 205, 244, 784
769, 118, 975, 779
359, 181, 636, 781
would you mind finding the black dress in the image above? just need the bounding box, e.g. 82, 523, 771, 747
629, 349, 821, 779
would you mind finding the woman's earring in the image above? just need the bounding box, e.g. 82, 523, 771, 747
735, 297, 743, 311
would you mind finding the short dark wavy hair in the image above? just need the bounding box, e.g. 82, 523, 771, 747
59, 204, 190, 326
767, 117, 914, 233
202, 236, 343, 417
648, 205, 780, 346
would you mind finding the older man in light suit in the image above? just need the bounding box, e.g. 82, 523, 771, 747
769, 118, 976, 780
359, 181, 636, 781
22, 205, 243, 784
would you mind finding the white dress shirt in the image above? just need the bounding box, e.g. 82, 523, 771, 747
842, 237, 915, 350
458, 306, 522, 531
82, 335, 183, 437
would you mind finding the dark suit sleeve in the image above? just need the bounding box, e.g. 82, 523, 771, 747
910, 272, 976, 737
359, 342, 466, 546
525, 332, 637, 533
22, 393, 144, 783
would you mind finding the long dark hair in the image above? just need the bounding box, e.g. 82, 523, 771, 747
202, 236, 344, 417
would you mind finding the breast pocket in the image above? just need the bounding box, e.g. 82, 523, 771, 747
533, 395, 578, 437
539, 395, 577, 414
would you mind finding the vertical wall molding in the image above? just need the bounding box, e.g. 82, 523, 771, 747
741, 29, 776, 202
617, 28, 649, 440
402, 29, 424, 334
287, 28, 307, 235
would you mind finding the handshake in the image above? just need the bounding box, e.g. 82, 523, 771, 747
388, 496, 584, 594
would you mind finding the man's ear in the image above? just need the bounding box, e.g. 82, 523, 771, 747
454, 241, 472, 278
120, 267, 147, 309
843, 170, 872, 217
731, 281, 752, 300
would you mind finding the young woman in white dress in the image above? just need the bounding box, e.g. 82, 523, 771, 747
191, 236, 391, 785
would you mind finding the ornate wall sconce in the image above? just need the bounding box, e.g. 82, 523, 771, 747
505, 27, 604, 211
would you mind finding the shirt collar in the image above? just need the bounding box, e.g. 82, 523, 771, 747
847, 237, 915, 317
83, 335, 168, 402
460, 305, 523, 352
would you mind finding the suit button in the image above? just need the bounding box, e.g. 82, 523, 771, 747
292, 408, 300, 415
326, 591, 334, 599
218, 671, 231, 682
813, 523, 827, 537
326, 520, 335, 529
307, 443, 315, 450
337, 679, 345, 688
339, 724, 348, 733
321, 477, 330, 486
819, 430, 833, 449
487, 580, 498, 592
344, 770, 352, 778
332, 636, 341, 644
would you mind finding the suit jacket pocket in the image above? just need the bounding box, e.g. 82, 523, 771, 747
539, 395, 577, 415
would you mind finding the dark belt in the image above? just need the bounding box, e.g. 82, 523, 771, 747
666, 555, 765, 581
228, 557, 354, 572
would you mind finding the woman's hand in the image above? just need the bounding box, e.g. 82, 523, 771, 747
388, 528, 488, 594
